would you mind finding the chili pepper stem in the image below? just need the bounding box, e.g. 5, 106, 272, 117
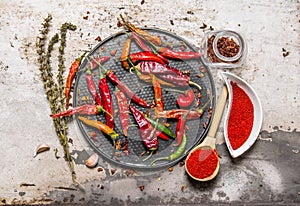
165, 88, 187, 94
151, 157, 169, 165
143, 150, 154, 162
98, 106, 114, 119
197, 96, 213, 114
189, 81, 202, 91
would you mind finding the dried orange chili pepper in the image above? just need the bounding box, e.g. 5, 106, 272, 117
121, 37, 131, 70
150, 73, 164, 116
78, 116, 118, 141
65, 52, 86, 109
120, 15, 162, 46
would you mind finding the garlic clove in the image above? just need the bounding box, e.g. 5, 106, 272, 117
33, 143, 50, 157
85, 153, 99, 168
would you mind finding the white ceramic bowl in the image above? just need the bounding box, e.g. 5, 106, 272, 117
220, 71, 263, 158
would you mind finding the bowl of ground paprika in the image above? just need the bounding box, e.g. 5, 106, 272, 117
200, 30, 247, 68
220, 71, 263, 158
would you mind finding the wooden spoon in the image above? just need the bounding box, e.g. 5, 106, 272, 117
185, 85, 228, 181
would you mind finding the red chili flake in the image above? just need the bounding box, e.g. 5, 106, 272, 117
196, 73, 205, 78
97, 167, 104, 172
68, 138, 73, 144
110, 49, 117, 56
95, 36, 101, 42
181, 185, 185, 192
88, 131, 97, 138
87, 11, 90, 14
83, 16, 88, 20
139, 185, 145, 191
179, 161, 185, 167
141, 0, 145, 4
203, 122, 207, 129
117, 20, 122, 27
124, 169, 135, 176
180, 45, 187, 51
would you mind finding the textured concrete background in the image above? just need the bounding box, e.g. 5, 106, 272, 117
0, 0, 299, 205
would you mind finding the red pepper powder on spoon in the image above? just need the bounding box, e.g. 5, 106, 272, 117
228, 81, 254, 150
186, 148, 218, 179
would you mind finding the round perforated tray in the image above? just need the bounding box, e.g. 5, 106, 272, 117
73, 28, 216, 170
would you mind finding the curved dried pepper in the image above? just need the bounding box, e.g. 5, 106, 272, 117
121, 38, 131, 70
98, 67, 114, 129
86, 67, 102, 106
50, 104, 112, 118
106, 70, 150, 108
129, 105, 158, 151
120, 15, 162, 46
78, 116, 118, 141
65, 53, 86, 109
115, 88, 129, 136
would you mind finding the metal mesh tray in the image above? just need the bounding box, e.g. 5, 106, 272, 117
73, 28, 216, 170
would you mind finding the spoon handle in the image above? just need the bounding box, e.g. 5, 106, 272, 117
207, 85, 228, 138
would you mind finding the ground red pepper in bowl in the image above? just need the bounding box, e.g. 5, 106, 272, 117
185, 148, 218, 179
220, 71, 263, 158
227, 81, 254, 150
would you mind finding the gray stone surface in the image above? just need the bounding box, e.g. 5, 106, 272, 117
0, 0, 299, 205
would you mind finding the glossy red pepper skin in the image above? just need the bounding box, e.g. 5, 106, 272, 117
156, 109, 201, 120
115, 88, 129, 137
158, 47, 201, 60
90, 56, 110, 70
99, 72, 114, 129
129, 51, 166, 66
174, 117, 186, 146
137, 61, 182, 76
106, 70, 150, 108
131, 33, 169, 64
176, 89, 195, 108
129, 105, 158, 150
86, 68, 102, 106
50, 104, 107, 118
158, 74, 190, 87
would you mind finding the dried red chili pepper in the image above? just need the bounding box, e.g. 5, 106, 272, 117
227, 81, 254, 150
135, 61, 182, 76
50, 104, 112, 118
115, 88, 129, 137
90, 56, 110, 70
129, 105, 158, 150
137, 72, 175, 87
106, 70, 150, 108
176, 89, 195, 108
131, 33, 169, 64
65, 52, 86, 109
120, 15, 162, 46
121, 38, 131, 70
86, 67, 102, 106
157, 47, 201, 60
98, 67, 114, 129
150, 74, 164, 116
127, 51, 166, 66
156, 98, 211, 120
78, 116, 118, 141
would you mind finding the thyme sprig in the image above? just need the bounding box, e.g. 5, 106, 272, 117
36, 14, 81, 188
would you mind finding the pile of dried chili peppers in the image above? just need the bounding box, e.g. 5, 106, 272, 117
48, 16, 212, 166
